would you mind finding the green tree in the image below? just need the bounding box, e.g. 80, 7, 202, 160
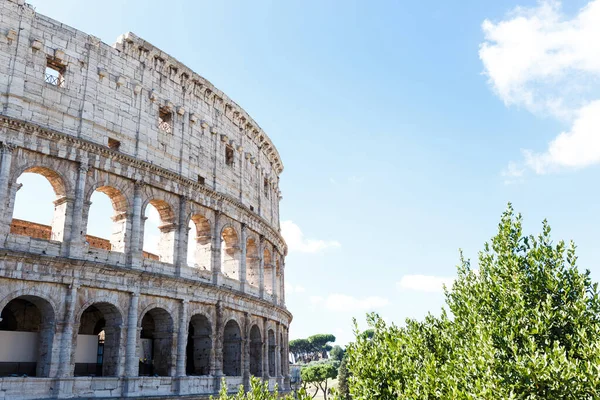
301, 361, 340, 400
346, 205, 600, 399
211, 376, 311, 400
330, 345, 345, 362
337, 355, 351, 400
291, 334, 336, 363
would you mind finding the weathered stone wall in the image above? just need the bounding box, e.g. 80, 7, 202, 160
0, 0, 291, 398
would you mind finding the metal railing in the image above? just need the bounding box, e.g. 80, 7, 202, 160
158, 119, 172, 134
44, 72, 64, 87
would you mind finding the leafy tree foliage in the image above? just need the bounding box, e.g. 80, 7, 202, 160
290, 334, 336, 363
337, 354, 351, 400
211, 376, 310, 400
346, 205, 600, 399
301, 361, 340, 400
330, 345, 345, 362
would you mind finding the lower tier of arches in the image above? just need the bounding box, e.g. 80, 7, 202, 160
0, 270, 291, 399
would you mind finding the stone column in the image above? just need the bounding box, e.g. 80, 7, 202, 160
176, 299, 189, 376
283, 327, 290, 390
0, 143, 14, 243
124, 292, 140, 377
272, 254, 278, 305
280, 260, 286, 307
242, 312, 250, 390
262, 318, 269, 380
275, 323, 282, 385
57, 283, 78, 377
67, 162, 89, 258
212, 211, 222, 285
213, 301, 224, 389
129, 181, 144, 267
0, 143, 15, 231
175, 196, 189, 276
240, 224, 247, 292
258, 236, 265, 299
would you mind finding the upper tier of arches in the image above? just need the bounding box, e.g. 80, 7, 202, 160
0, 138, 286, 307
0, 0, 283, 229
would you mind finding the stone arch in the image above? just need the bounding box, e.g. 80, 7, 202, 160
188, 213, 212, 270
186, 313, 212, 376
142, 198, 177, 263
267, 329, 275, 377
75, 301, 123, 377
280, 331, 285, 378
138, 307, 174, 376
246, 236, 259, 288
221, 225, 240, 280
264, 247, 274, 296
85, 184, 130, 253
0, 294, 56, 377
249, 324, 262, 377
222, 319, 242, 376
9, 165, 70, 242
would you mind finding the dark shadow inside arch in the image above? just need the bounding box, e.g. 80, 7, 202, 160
186, 314, 212, 376
249, 325, 262, 377
0, 296, 55, 377
223, 320, 242, 376
139, 307, 174, 377
75, 303, 122, 377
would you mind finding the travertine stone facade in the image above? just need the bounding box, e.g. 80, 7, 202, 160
0, 0, 291, 398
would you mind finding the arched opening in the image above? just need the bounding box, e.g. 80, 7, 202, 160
0, 296, 55, 377
10, 168, 67, 242
139, 307, 174, 376
222, 320, 242, 376
246, 238, 259, 288
187, 214, 211, 270
143, 200, 176, 263
186, 314, 212, 376
264, 249, 274, 296
249, 325, 262, 377
86, 186, 128, 252
75, 303, 122, 377
268, 329, 275, 377
221, 227, 240, 280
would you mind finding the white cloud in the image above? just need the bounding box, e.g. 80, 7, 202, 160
480, 1, 600, 174
310, 294, 389, 312
285, 283, 306, 294
501, 161, 525, 184
281, 220, 341, 253
397, 275, 454, 293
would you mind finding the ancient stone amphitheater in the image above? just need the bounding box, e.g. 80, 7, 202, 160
0, 0, 291, 398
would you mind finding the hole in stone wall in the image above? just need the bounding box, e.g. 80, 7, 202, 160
107, 138, 121, 151
197, 175, 205, 185
44, 57, 65, 87
225, 146, 234, 167
158, 107, 172, 134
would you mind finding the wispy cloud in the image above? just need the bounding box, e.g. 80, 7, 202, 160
285, 283, 306, 294
311, 293, 389, 312
501, 161, 525, 185
281, 220, 341, 253
397, 274, 454, 293
480, 0, 600, 175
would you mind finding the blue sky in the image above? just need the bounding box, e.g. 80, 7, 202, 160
15, 0, 600, 345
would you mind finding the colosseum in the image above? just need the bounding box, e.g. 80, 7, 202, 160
0, 0, 291, 398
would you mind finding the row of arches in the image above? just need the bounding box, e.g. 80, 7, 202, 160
8, 167, 283, 298
0, 294, 287, 379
